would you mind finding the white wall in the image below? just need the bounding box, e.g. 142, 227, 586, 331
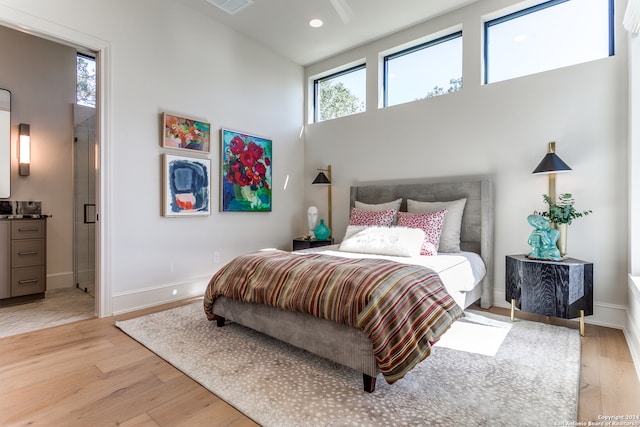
304, 0, 629, 328
0, 0, 305, 314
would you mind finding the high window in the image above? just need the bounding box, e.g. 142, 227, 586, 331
76, 53, 96, 107
484, 0, 614, 84
384, 31, 463, 108
313, 64, 366, 122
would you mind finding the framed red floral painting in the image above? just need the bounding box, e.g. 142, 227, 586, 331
220, 129, 272, 212
162, 112, 211, 153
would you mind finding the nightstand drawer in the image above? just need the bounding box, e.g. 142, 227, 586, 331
11, 266, 45, 296
11, 220, 45, 239
11, 239, 44, 268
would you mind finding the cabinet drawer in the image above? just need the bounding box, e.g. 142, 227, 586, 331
11, 220, 45, 239
11, 239, 44, 268
11, 266, 45, 296
0, 222, 9, 299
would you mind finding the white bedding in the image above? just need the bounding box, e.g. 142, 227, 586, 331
296, 244, 486, 309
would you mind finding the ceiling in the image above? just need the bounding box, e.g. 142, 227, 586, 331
175, 0, 479, 66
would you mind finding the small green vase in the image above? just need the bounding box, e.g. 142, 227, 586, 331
314, 219, 330, 240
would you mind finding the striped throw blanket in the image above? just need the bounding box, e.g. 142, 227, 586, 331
203, 250, 463, 383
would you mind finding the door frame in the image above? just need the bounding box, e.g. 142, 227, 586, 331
0, 5, 112, 317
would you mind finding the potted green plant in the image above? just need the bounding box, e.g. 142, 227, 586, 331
536, 193, 592, 257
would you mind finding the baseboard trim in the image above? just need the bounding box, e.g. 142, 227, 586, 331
627, 276, 640, 382
111, 276, 210, 315
624, 325, 640, 383
46, 271, 74, 290
493, 290, 627, 330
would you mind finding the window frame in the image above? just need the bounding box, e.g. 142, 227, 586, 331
382, 30, 463, 108
483, 0, 614, 85
313, 63, 366, 123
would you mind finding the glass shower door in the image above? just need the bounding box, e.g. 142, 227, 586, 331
73, 104, 96, 295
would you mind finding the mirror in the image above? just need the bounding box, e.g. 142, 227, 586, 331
0, 89, 10, 198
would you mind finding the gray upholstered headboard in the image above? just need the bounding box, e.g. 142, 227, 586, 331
349, 178, 494, 308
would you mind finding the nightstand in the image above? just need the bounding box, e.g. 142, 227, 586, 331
505, 254, 593, 336
292, 238, 334, 251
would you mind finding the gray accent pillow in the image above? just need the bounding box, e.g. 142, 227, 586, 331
354, 198, 402, 212
354, 198, 402, 225
407, 198, 467, 253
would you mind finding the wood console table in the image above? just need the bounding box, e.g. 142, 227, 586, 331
505, 254, 593, 336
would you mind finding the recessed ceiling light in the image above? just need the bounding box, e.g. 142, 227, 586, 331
514, 34, 528, 42
309, 18, 323, 28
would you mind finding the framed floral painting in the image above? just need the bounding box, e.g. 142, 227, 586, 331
220, 129, 272, 212
162, 112, 211, 153
163, 153, 211, 217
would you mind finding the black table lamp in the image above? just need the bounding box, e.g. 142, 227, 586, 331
312, 165, 332, 235
532, 142, 572, 203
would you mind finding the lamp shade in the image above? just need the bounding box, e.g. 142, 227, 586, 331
312, 171, 331, 184
311, 165, 333, 238
532, 153, 572, 174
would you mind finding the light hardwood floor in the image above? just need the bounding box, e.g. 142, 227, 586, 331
0, 299, 638, 426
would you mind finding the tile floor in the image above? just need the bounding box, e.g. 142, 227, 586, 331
0, 287, 95, 338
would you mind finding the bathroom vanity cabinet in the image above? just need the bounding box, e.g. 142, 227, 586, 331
0, 218, 46, 305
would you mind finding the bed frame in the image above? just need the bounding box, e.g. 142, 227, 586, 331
212, 178, 494, 392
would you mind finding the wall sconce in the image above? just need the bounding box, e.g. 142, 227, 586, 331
19, 123, 30, 176
312, 165, 332, 235
532, 141, 571, 203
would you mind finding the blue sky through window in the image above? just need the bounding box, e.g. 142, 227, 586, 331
486, 0, 611, 83
325, 67, 366, 107
386, 35, 463, 107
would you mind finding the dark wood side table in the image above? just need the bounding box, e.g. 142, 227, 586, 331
292, 238, 334, 251
505, 254, 593, 336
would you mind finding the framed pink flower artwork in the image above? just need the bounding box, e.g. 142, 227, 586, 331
162, 112, 211, 153
220, 129, 272, 212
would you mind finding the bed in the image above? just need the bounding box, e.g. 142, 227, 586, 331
204, 178, 494, 392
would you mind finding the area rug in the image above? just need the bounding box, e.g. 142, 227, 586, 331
115, 303, 580, 427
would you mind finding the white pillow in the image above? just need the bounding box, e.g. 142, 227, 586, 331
338, 226, 425, 257
343, 225, 368, 240
407, 198, 467, 253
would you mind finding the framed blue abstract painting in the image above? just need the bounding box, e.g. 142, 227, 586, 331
220, 129, 272, 212
163, 153, 211, 217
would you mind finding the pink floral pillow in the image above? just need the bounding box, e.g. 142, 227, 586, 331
397, 210, 447, 256
348, 208, 397, 227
